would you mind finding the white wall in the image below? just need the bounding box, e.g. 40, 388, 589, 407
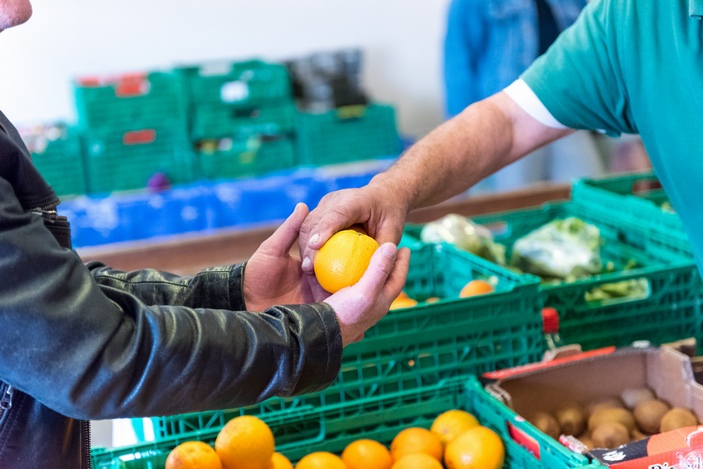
0, 0, 451, 139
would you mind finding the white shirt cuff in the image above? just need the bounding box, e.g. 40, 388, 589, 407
504, 79, 568, 129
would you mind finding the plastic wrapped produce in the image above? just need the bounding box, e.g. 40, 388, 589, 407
420, 214, 506, 265
510, 217, 602, 281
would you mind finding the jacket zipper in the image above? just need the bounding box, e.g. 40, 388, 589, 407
83, 419, 92, 469
31, 204, 59, 221
0, 384, 13, 426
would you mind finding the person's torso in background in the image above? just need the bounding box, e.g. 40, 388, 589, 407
444, 0, 587, 115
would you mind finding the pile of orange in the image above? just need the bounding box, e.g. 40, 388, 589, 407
165, 415, 292, 469
164, 408, 504, 469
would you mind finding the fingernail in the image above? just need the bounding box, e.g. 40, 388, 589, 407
301, 257, 312, 270
382, 243, 397, 258
308, 233, 320, 247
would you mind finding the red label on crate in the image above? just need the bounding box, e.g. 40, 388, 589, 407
508, 420, 541, 460
115, 74, 149, 97
123, 130, 156, 145
482, 346, 616, 380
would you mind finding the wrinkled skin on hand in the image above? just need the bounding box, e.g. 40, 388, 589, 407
298, 181, 410, 276
243, 202, 410, 346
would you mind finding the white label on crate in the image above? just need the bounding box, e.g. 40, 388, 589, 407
221, 81, 249, 103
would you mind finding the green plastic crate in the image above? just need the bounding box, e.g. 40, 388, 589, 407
295, 103, 402, 166
189, 99, 297, 141
572, 171, 692, 256
74, 72, 188, 130
84, 125, 195, 194
465, 375, 603, 469
147, 242, 543, 439
94, 376, 601, 469
176, 59, 292, 107
405, 202, 703, 352
20, 123, 87, 197
197, 135, 296, 180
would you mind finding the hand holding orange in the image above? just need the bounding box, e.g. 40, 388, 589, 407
314, 229, 380, 293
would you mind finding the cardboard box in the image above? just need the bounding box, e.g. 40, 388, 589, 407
483, 345, 703, 468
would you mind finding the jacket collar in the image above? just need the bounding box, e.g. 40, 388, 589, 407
691, 0, 703, 18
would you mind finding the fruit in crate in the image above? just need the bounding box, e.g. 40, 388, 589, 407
272, 452, 293, 469
430, 409, 480, 446
165, 441, 222, 469
591, 421, 630, 449
660, 407, 698, 432
633, 399, 670, 434
295, 451, 347, 469
459, 279, 494, 298
314, 229, 379, 293
391, 453, 444, 469
215, 415, 274, 469
341, 439, 392, 469
390, 291, 418, 310
390, 427, 443, 461
555, 403, 587, 437
443, 426, 505, 469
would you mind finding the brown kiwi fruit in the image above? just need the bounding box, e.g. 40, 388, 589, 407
588, 407, 636, 434
555, 403, 587, 437
530, 411, 561, 439
591, 422, 630, 449
660, 407, 698, 433
633, 399, 671, 434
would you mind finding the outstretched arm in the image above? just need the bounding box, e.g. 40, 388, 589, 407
300, 91, 573, 271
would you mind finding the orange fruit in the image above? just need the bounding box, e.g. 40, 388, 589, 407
425, 297, 440, 304
430, 409, 480, 447
165, 441, 222, 469
444, 426, 505, 469
390, 293, 418, 310
272, 452, 293, 469
215, 416, 274, 469
459, 279, 494, 298
391, 453, 443, 469
314, 229, 380, 293
295, 451, 347, 469
390, 427, 443, 462
341, 439, 392, 469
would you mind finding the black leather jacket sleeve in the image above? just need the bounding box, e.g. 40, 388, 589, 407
0, 176, 343, 420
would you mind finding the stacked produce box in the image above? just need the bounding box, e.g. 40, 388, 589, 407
176, 59, 297, 180
74, 72, 195, 193
286, 49, 403, 166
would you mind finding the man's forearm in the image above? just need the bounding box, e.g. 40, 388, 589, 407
371, 92, 571, 212
371, 97, 514, 211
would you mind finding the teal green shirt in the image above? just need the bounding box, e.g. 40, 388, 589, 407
521, 0, 703, 267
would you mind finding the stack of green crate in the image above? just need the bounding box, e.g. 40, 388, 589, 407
295, 103, 402, 166
19, 123, 87, 197
572, 171, 692, 256
73, 71, 194, 193
405, 201, 703, 352
92, 376, 602, 469
177, 59, 297, 180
